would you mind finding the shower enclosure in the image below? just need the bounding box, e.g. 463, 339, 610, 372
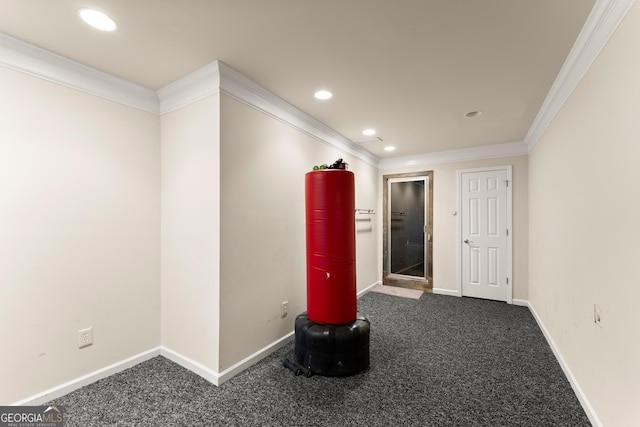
383, 172, 433, 290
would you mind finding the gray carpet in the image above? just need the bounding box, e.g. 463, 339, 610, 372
49, 293, 591, 426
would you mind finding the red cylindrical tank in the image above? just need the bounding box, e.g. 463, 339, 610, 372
305, 169, 357, 325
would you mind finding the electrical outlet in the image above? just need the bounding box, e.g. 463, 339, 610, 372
594, 304, 602, 326
78, 327, 93, 348
281, 301, 288, 318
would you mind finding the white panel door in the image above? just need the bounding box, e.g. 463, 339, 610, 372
460, 168, 510, 302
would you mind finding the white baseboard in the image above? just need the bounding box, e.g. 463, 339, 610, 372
357, 281, 382, 298
161, 331, 295, 386
511, 298, 529, 307
12, 347, 161, 406
213, 279, 379, 384
526, 302, 602, 427
13, 279, 443, 405
15, 333, 296, 405
14, 281, 381, 404
12, 293, 599, 427
431, 290, 530, 307
172, 279, 381, 385
217, 331, 294, 384
160, 346, 221, 385
432, 287, 459, 297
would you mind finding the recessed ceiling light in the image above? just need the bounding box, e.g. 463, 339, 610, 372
384, 146, 396, 152
314, 90, 333, 100
464, 110, 483, 118
362, 129, 376, 136
78, 8, 117, 32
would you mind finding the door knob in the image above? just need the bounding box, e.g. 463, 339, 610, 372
464, 239, 473, 244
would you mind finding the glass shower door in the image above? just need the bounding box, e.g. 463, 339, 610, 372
388, 177, 428, 278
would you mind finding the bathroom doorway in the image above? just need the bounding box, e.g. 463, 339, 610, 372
383, 171, 433, 291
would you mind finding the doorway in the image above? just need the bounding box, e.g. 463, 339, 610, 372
383, 171, 433, 291
458, 166, 512, 303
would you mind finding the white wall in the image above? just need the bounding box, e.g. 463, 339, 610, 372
0, 67, 160, 404
380, 155, 529, 301
160, 94, 221, 373
0, 45, 536, 406
218, 95, 379, 369
0, 58, 377, 398
159, 91, 379, 376
528, 2, 640, 425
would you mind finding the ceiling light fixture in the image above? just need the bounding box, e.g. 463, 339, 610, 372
314, 90, 333, 100
362, 129, 376, 136
384, 146, 396, 152
464, 110, 483, 118
78, 8, 117, 32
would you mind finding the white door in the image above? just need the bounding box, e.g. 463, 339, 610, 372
459, 167, 512, 302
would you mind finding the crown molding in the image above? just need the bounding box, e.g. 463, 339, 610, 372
216, 61, 380, 167
156, 61, 221, 114
0, 33, 379, 167
525, 0, 635, 151
0, 33, 159, 114
379, 141, 528, 171
4, 0, 631, 169
157, 60, 379, 167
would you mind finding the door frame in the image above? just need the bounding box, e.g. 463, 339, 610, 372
387, 176, 429, 279
382, 171, 433, 291
456, 165, 513, 303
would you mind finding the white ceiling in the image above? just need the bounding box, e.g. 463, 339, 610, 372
0, 0, 596, 159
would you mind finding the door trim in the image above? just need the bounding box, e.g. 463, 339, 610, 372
456, 165, 513, 303
382, 171, 433, 291
387, 176, 429, 280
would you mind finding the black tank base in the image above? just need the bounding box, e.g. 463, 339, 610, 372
294, 312, 370, 377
